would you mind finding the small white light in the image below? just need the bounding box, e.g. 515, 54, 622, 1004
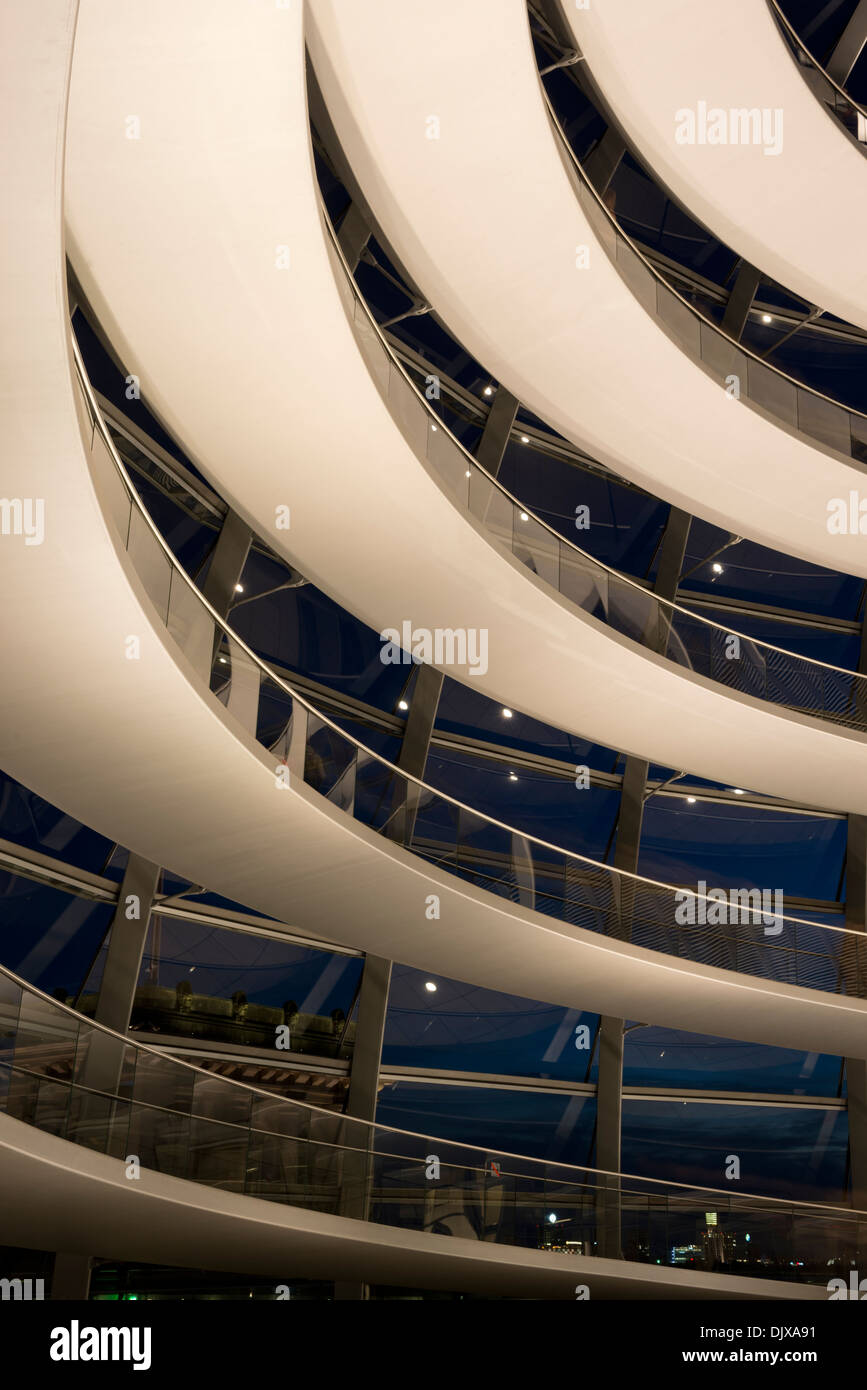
733, 788, 745, 795
520, 434, 529, 444
548, 1213, 557, 1224
712, 562, 723, 574
484, 385, 493, 397
686, 796, 696, 804
502, 708, 513, 718
235, 584, 244, 593
398, 699, 409, 711
219, 657, 227, 664
465, 469, 471, 478
519, 511, 528, 521
509, 773, 518, 782
424, 981, 437, 993
430, 423, 437, 432
761, 313, 772, 324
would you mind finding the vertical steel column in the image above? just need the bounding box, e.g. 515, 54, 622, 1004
597, 505, 691, 1255
336, 665, 443, 1298
202, 509, 252, 620
584, 127, 626, 196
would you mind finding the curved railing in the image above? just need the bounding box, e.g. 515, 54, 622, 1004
767, 0, 867, 152
0, 960, 861, 1281
535, 43, 867, 458
71, 331, 867, 999
320, 213, 867, 734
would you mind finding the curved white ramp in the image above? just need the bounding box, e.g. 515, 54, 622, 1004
564, 0, 867, 332
62, 0, 867, 812
304, 0, 867, 576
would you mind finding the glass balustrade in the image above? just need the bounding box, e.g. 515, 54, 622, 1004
0, 965, 861, 1282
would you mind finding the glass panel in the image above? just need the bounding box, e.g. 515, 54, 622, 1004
167, 569, 214, 681
224, 632, 261, 735
699, 321, 744, 392
388, 363, 429, 458
656, 283, 701, 359
615, 237, 657, 316
352, 296, 390, 397
126, 505, 172, 623
797, 390, 852, 455
513, 511, 559, 590
426, 424, 470, 505
746, 358, 798, 428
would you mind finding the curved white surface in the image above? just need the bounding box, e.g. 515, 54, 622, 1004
6, 0, 867, 1056
305, 1, 867, 575
0, 1114, 821, 1299
565, 0, 867, 332
61, 0, 867, 813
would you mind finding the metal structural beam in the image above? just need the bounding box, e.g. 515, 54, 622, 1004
92, 854, 160, 1036
826, 0, 867, 85
337, 201, 370, 273
721, 262, 762, 342
583, 126, 626, 195
474, 386, 519, 478
202, 509, 252, 620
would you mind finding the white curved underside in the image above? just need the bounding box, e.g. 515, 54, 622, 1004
61, 0, 867, 813
565, 0, 867, 332
304, 0, 867, 575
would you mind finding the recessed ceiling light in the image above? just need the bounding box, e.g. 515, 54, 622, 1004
219, 657, 227, 664
686, 796, 697, 804
465, 469, 471, 478
235, 584, 244, 593
520, 434, 530, 444
502, 708, 513, 718
509, 772, 518, 781
712, 562, 723, 574
520, 511, 529, 521
424, 981, 437, 993
547, 1212, 557, 1224
430, 423, 437, 432
484, 385, 493, 397
733, 788, 745, 795
761, 313, 772, 324
398, 699, 409, 711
